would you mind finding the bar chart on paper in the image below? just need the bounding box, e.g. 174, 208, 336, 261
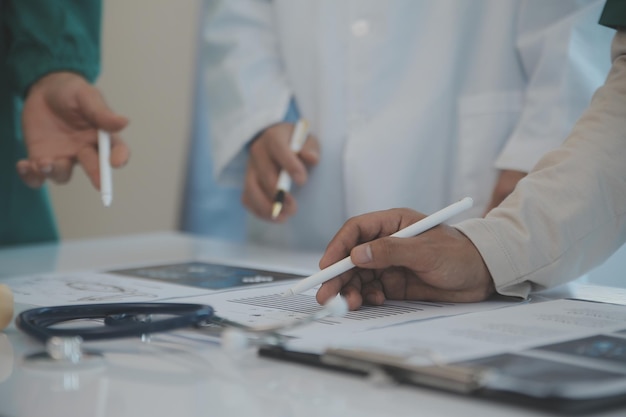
177, 284, 520, 336
228, 293, 454, 325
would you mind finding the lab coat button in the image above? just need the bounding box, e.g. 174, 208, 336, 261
351, 20, 370, 37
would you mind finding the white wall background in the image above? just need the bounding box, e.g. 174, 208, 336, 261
50, 0, 201, 239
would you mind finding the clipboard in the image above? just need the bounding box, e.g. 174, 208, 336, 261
259, 334, 626, 415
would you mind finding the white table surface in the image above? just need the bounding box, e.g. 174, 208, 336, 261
0, 232, 625, 417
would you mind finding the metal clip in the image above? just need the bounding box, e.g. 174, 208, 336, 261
322, 348, 490, 394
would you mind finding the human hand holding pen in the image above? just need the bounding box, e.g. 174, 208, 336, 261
243, 122, 319, 221
315, 207, 495, 311
17, 72, 130, 190
272, 119, 309, 219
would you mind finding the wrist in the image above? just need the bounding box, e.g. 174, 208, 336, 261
27, 71, 86, 97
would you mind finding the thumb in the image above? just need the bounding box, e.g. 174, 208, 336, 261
351, 237, 417, 270
77, 85, 129, 132
351, 243, 375, 266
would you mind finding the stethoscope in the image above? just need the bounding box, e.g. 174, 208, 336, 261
15, 297, 348, 363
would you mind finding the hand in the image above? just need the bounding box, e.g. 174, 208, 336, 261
18, 72, 130, 189
315, 208, 495, 310
243, 122, 319, 221
483, 169, 526, 216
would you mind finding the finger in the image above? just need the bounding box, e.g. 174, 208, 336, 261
298, 135, 320, 168
269, 127, 308, 186
16, 160, 45, 188
320, 209, 423, 269
242, 165, 273, 219
110, 134, 130, 168
341, 274, 366, 310
48, 158, 75, 184
361, 279, 386, 305
351, 235, 425, 271
15, 160, 30, 178
77, 84, 129, 132
316, 276, 347, 305
378, 267, 416, 300
319, 215, 376, 269
34, 158, 54, 177
249, 138, 281, 198
316, 268, 372, 308
317, 275, 365, 310
77, 145, 100, 189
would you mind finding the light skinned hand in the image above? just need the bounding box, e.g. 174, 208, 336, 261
483, 169, 526, 216
316, 208, 495, 310
243, 122, 320, 221
17, 71, 130, 189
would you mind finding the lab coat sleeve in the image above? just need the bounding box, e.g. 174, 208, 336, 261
202, 0, 293, 185
494, 0, 614, 173
455, 30, 626, 298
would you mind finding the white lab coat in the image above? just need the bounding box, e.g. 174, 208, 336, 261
203, 0, 613, 251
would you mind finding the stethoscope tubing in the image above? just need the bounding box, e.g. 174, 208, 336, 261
16, 303, 214, 343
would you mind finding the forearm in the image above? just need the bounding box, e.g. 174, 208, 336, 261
456, 30, 626, 298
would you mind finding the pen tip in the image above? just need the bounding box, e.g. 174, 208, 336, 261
102, 195, 112, 207
271, 202, 283, 220
282, 289, 294, 297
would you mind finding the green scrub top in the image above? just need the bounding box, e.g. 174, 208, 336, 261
0, 0, 101, 247
600, 0, 626, 28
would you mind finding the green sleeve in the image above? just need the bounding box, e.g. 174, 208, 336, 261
599, 0, 626, 28
4, 0, 102, 97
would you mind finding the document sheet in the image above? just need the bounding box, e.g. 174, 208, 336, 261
4, 261, 518, 337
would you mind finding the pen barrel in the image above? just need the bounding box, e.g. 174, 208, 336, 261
290, 119, 309, 152
288, 257, 355, 295
98, 132, 111, 171
98, 130, 113, 206
98, 131, 112, 193
274, 119, 309, 198
276, 170, 293, 192
391, 197, 473, 239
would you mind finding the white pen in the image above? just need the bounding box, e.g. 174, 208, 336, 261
283, 197, 474, 297
98, 130, 113, 207
271, 119, 310, 219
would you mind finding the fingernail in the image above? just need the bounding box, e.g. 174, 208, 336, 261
352, 244, 373, 264
40, 164, 53, 174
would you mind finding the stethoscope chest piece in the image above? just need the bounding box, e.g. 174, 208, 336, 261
23, 336, 104, 366
46, 336, 84, 363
